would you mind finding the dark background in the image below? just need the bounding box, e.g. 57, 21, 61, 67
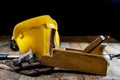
0, 0, 120, 40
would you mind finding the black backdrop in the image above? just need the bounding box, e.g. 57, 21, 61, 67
0, 0, 120, 40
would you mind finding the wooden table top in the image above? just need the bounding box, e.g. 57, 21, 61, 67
0, 35, 120, 80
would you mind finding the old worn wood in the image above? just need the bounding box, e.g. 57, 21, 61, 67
66, 44, 106, 55
60, 36, 118, 43
1, 35, 120, 80
41, 48, 108, 76
41, 34, 108, 76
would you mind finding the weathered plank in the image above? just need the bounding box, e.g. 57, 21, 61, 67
104, 43, 120, 54
79, 42, 89, 50
69, 42, 81, 50
0, 69, 20, 80
82, 74, 98, 80
108, 43, 120, 51
60, 42, 70, 49
1, 36, 120, 80
18, 75, 36, 80
108, 58, 120, 76
60, 36, 118, 42
36, 75, 58, 80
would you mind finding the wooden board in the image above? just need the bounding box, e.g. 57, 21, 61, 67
0, 36, 120, 80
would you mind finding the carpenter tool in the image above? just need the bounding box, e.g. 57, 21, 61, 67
40, 29, 110, 76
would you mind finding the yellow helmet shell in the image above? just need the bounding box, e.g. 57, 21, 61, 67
12, 15, 60, 59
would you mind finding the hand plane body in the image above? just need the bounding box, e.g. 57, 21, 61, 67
41, 35, 109, 76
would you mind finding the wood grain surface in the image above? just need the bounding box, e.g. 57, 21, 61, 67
0, 35, 120, 80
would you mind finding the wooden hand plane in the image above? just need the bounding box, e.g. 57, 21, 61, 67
41, 29, 110, 76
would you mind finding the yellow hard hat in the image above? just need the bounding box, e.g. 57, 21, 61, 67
10, 15, 60, 59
